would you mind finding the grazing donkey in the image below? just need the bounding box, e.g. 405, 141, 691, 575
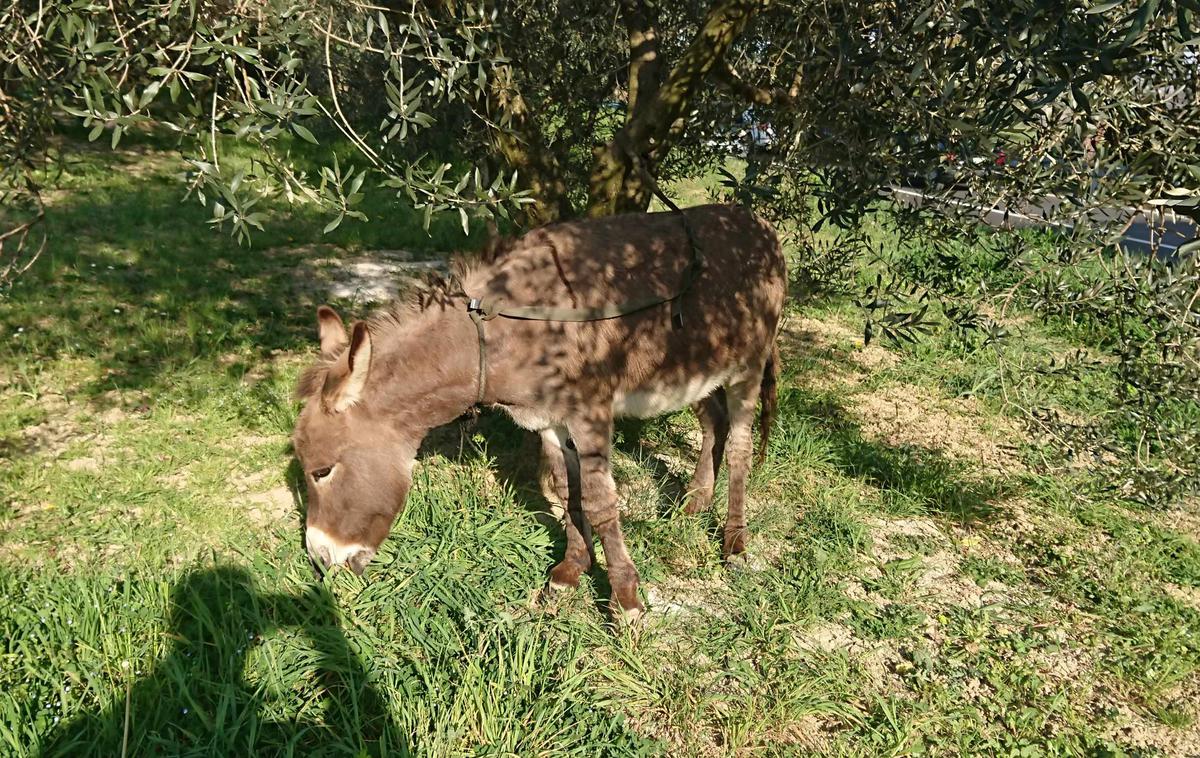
292, 203, 785, 620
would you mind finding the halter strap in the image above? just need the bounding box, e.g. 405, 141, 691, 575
464, 196, 703, 406
467, 298, 491, 405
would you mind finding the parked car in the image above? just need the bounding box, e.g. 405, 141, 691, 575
704, 109, 775, 156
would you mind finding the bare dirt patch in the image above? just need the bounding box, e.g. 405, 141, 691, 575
1099, 675, 1200, 756
1149, 499, 1200, 542
794, 621, 858, 653
1163, 582, 1200, 610
912, 551, 992, 608
851, 344, 901, 372
863, 517, 1004, 611
645, 575, 729, 617
3, 392, 128, 465
13, 415, 82, 458
244, 487, 296, 527
65, 456, 103, 472
763, 713, 837, 754
289, 246, 450, 304
851, 383, 1024, 475
779, 316, 900, 390
789, 315, 862, 346
230, 470, 297, 527
228, 433, 283, 449
777, 320, 857, 387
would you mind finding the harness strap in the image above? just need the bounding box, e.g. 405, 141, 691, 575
468, 306, 488, 404
465, 151, 702, 405
465, 200, 703, 327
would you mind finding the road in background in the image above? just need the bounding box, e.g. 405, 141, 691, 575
888, 186, 1196, 257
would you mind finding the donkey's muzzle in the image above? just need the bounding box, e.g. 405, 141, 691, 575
305, 526, 375, 577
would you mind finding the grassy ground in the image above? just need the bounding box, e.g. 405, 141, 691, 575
1, 137, 1199, 756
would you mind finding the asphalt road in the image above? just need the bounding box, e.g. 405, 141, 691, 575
889, 186, 1196, 257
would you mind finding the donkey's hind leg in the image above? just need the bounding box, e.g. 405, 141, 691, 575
542, 428, 593, 591
684, 389, 729, 514
721, 378, 761, 559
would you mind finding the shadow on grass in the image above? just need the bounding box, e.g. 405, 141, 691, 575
39, 566, 403, 757
778, 387, 1011, 522
415, 410, 691, 617
613, 417, 693, 517
417, 412, 567, 562
2, 137, 477, 407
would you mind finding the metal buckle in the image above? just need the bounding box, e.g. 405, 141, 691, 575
467, 297, 498, 320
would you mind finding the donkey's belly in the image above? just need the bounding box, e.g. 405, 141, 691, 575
613, 373, 727, 419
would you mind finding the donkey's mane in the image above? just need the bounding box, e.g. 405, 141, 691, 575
367, 256, 476, 334
295, 256, 481, 401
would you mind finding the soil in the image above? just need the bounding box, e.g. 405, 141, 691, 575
851, 383, 1024, 475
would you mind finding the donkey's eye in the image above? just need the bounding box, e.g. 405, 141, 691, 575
311, 466, 333, 482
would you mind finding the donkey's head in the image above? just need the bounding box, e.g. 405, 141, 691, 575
292, 306, 420, 576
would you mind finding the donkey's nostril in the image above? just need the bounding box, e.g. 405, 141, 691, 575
347, 548, 375, 577
314, 544, 333, 569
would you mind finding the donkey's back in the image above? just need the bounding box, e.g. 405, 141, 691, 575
462, 204, 786, 616
464, 203, 786, 419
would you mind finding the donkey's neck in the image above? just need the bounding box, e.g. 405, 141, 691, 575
366, 304, 479, 430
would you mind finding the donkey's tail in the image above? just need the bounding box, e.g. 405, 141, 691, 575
756, 343, 779, 467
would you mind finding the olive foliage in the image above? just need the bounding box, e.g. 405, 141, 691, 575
2, 0, 1199, 503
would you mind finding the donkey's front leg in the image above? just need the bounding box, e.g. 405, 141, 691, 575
540, 427, 593, 591
568, 411, 645, 620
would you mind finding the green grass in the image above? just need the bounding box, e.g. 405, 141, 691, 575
1, 137, 1199, 755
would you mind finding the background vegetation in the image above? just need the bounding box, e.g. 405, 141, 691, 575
1, 0, 1200, 754
4, 0, 1199, 502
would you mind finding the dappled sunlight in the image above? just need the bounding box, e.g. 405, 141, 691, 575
4, 141, 1200, 756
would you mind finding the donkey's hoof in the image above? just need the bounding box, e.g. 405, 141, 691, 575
722, 532, 748, 562
723, 551, 748, 567
683, 488, 713, 514
547, 560, 586, 592
614, 602, 646, 628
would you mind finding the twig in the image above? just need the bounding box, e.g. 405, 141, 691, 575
0, 190, 47, 285
320, 14, 384, 168
120, 674, 132, 758
209, 85, 220, 170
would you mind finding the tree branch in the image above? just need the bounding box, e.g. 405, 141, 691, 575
589, 0, 765, 216
621, 0, 664, 119
714, 59, 801, 107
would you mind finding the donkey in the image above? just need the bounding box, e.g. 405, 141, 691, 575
292, 203, 786, 620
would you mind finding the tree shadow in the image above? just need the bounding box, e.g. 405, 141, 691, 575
38, 566, 404, 757
1, 137, 472, 412
779, 388, 1011, 523
416, 411, 569, 577
613, 417, 693, 518
415, 410, 689, 618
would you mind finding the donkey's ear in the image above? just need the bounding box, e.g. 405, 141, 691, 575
317, 305, 348, 359
322, 321, 372, 413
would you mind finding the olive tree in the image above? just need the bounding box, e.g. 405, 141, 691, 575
2, 0, 1199, 503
